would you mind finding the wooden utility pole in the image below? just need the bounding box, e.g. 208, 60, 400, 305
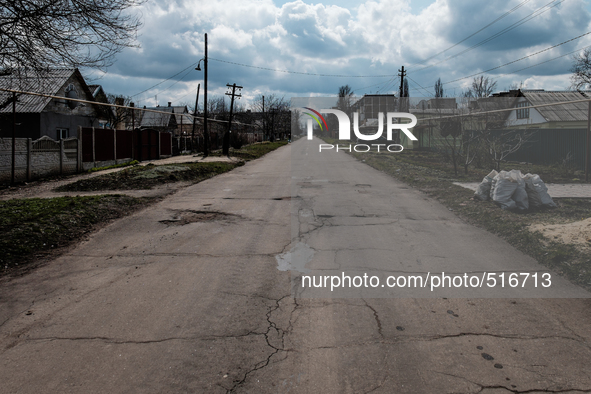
262, 95, 265, 141
270, 107, 275, 142
191, 83, 200, 152
223, 83, 242, 156
586, 100, 590, 182
203, 33, 209, 157
398, 66, 406, 98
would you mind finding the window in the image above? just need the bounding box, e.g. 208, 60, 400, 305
57, 128, 69, 139
516, 101, 530, 119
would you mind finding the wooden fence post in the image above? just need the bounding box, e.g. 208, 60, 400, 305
26, 138, 32, 181
92, 127, 96, 167
59, 139, 64, 175
114, 128, 117, 164
77, 126, 82, 173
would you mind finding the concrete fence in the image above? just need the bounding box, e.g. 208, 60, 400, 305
0, 136, 80, 183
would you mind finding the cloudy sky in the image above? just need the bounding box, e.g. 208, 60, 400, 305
86, 0, 591, 109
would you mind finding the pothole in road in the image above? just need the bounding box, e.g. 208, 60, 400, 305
159, 210, 239, 226
297, 182, 322, 189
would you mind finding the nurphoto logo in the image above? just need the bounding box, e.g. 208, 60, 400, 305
302, 107, 418, 153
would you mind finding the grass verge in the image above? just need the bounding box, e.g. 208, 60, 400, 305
348, 148, 591, 291
0, 195, 153, 275
88, 160, 139, 173
55, 162, 242, 191
56, 141, 288, 192
212, 140, 289, 160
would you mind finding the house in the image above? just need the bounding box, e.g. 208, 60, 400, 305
0, 68, 101, 140
492, 89, 590, 129
138, 102, 180, 134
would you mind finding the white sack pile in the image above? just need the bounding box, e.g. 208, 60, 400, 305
474, 169, 557, 211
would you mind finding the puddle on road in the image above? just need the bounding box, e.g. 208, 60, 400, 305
275, 242, 314, 273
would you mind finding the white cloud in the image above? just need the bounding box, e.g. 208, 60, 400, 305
94, 0, 591, 105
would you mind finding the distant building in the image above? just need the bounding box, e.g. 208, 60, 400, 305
138, 102, 178, 134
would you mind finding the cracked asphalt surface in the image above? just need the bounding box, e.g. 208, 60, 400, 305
1, 138, 591, 393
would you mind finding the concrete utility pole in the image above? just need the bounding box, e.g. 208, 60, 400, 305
223, 83, 242, 156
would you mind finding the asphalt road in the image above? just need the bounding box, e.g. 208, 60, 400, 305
1, 138, 591, 393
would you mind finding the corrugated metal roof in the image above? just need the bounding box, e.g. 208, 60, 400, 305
139, 111, 174, 127
141, 105, 193, 125
0, 69, 81, 113
521, 90, 588, 122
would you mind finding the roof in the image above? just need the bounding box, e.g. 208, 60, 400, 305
141, 105, 193, 125
139, 110, 175, 127
519, 90, 589, 122
0, 68, 94, 113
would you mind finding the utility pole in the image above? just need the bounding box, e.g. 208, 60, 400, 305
262, 95, 265, 141
586, 100, 590, 182
203, 33, 209, 157
223, 83, 242, 156
398, 66, 406, 98
191, 83, 200, 153
130, 102, 135, 130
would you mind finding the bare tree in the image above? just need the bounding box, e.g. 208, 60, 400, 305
104, 94, 133, 129
465, 76, 497, 98
251, 94, 289, 141
0, 0, 145, 73
434, 78, 444, 98
571, 48, 591, 89
337, 84, 353, 113
291, 109, 302, 137
482, 129, 530, 171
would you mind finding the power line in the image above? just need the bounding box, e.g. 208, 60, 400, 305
410, 0, 566, 74
351, 77, 396, 94
409, 0, 533, 68
130, 61, 200, 98
440, 34, 590, 87
407, 31, 590, 93
208, 57, 394, 78
406, 75, 434, 97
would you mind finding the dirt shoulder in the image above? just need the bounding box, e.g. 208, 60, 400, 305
347, 148, 591, 291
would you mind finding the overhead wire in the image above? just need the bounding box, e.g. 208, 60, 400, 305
409, 0, 533, 68
409, 0, 566, 74
130, 60, 200, 98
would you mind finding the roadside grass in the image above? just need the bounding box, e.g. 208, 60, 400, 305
348, 148, 591, 291
210, 140, 289, 160
55, 162, 241, 191
57, 141, 288, 192
0, 195, 153, 275
88, 160, 139, 173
